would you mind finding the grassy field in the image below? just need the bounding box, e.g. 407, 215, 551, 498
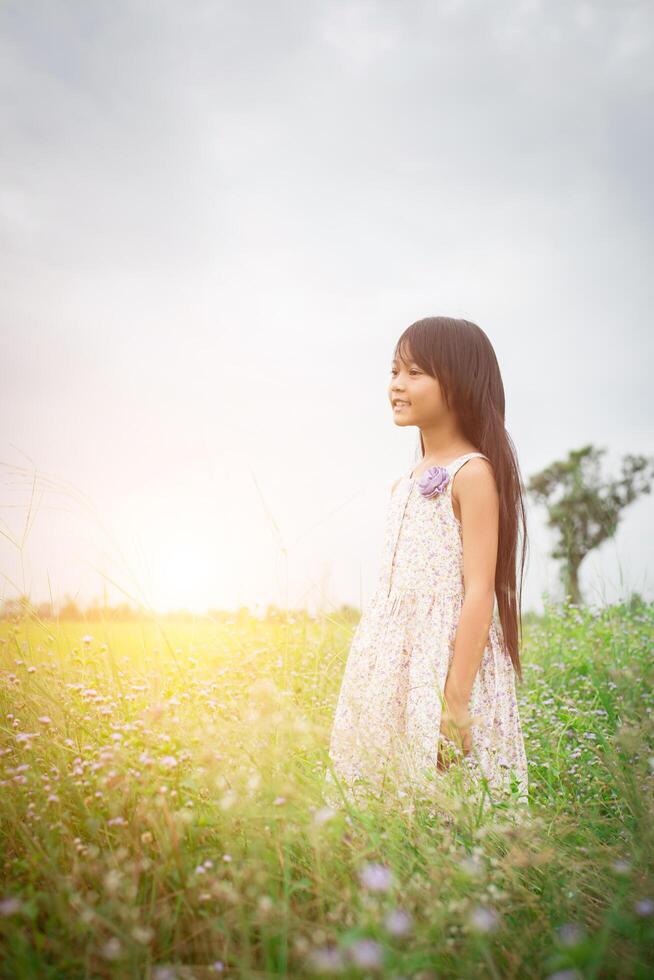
0, 596, 653, 979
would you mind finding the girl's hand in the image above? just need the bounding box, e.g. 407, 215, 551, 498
437, 700, 473, 772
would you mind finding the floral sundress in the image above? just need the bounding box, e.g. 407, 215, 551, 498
325, 452, 529, 805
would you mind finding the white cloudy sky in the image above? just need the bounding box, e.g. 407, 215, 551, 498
1, 0, 653, 616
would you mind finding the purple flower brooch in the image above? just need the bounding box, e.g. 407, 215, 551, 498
417, 465, 450, 498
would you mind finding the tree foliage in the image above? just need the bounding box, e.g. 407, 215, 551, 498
527, 444, 654, 604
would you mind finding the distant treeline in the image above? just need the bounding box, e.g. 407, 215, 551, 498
2, 592, 647, 627
0, 594, 362, 624
0, 594, 565, 629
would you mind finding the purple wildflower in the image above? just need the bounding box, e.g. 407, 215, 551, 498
358, 861, 393, 892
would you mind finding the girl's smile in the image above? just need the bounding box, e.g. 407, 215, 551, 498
389, 355, 441, 423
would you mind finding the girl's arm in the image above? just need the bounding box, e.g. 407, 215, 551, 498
443, 458, 499, 710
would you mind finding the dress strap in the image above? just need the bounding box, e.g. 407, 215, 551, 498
408, 451, 489, 482
447, 452, 489, 481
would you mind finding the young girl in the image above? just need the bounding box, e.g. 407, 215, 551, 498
326, 316, 529, 806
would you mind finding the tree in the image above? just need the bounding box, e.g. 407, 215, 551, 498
58, 595, 83, 620
527, 445, 654, 605
0, 594, 31, 620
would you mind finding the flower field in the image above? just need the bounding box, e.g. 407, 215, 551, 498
1, 597, 653, 978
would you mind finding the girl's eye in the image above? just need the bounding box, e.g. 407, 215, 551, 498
390, 369, 419, 376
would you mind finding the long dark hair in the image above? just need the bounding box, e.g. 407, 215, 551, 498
394, 316, 528, 683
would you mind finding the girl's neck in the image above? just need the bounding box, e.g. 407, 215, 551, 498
419, 433, 478, 464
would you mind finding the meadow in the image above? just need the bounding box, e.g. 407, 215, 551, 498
0, 596, 653, 979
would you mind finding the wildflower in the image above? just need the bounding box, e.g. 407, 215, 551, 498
37, 716, 52, 726
307, 943, 346, 973
458, 853, 484, 876
131, 925, 153, 944
348, 938, 384, 970
16, 732, 39, 744
469, 904, 498, 932
247, 772, 261, 790
273, 796, 286, 805
82, 635, 94, 644
103, 869, 122, 896
219, 790, 237, 810
141, 831, 153, 845
0, 897, 21, 916
384, 907, 413, 937
556, 922, 586, 946
100, 937, 123, 960
358, 862, 393, 893
160, 755, 178, 768
153, 968, 177, 980
634, 898, 654, 917
612, 859, 631, 875
313, 805, 337, 826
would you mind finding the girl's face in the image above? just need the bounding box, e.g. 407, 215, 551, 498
389, 353, 448, 427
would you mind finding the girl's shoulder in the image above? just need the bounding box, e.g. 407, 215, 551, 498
450, 453, 495, 488
449, 450, 491, 476
450, 453, 497, 501
450, 454, 497, 523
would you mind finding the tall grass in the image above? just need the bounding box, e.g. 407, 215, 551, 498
0, 596, 652, 978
